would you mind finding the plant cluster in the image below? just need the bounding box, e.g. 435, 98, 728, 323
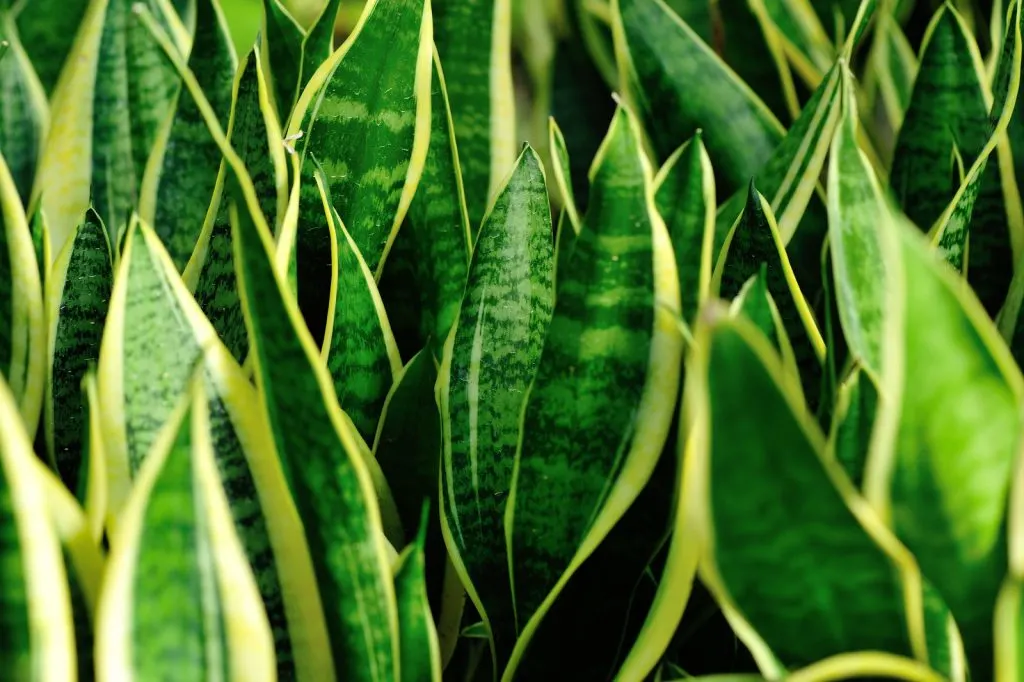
1, 0, 1024, 680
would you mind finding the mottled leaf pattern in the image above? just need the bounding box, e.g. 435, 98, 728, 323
0, 8, 47, 204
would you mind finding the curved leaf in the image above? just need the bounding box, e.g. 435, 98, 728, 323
0, 7, 47, 204
259, 0, 304, 117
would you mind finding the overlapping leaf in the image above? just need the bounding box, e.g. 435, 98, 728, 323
0, 6, 47, 204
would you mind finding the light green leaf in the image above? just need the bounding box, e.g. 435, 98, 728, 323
695, 312, 928, 670
503, 106, 682, 680
432, 0, 516, 228
0, 7, 47, 204
45, 208, 113, 492
438, 144, 554, 673
79, 368, 108, 543
289, 0, 433, 277
828, 367, 877, 491
394, 508, 443, 682
549, 117, 580, 234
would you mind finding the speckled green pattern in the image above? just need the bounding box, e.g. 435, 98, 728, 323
402, 55, 471, 359
91, 0, 180, 241
719, 185, 820, 408
0, 179, 12, 377
442, 146, 553, 663
617, 0, 782, 193
204, 381, 295, 680
64, 547, 95, 682
131, 404, 228, 680
0, 13, 44, 203
300, 0, 425, 275
831, 369, 876, 490
121, 228, 202, 474
151, 0, 236, 269
0, 454, 29, 681
394, 517, 440, 682
50, 210, 113, 490
231, 47, 282, 233
260, 0, 304, 115
887, 226, 1023, 679
703, 318, 915, 668
194, 200, 248, 361
507, 110, 653, 626
230, 184, 398, 682
890, 7, 988, 231
14, 0, 88, 93
433, 0, 500, 227
656, 133, 712, 323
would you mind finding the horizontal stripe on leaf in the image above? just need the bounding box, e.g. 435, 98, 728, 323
141, 0, 236, 270
439, 143, 554, 672
45, 209, 113, 492
0, 8, 47, 204
504, 107, 682, 679
697, 313, 925, 669
290, 0, 432, 276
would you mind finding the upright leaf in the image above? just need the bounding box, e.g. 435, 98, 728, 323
503, 107, 682, 678
45, 209, 113, 492
14, 0, 89, 93
299, 0, 343, 98
829, 368, 878, 490
432, 0, 517, 228
438, 145, 554, 672
0, 7, 47, 204
259, 0, 304, 117
394, 509, 443, 682
289, 0, 433, 276
80, 369, 108, 544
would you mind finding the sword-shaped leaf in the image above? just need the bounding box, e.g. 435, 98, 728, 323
432, 0, 516, 228
655, 132, 715, 324
139, 0, 236, 270
612, 0, 784, 195
503, 106, 682, 679
438, 144, 554, 673
299, 0, 343, 98
80, 369, 108, 544
0, 374, 75, 681
828, 367, 878, 491
260, 0, 303, 117
694, 312, 928, 669
0, 150, 43, 437
0, 7, 47, 204
392, 50, 472, 360
96, 374, 276, 681
866, 14, 918, 155
549, 118, 580, 234
45, 208, 113, 492
289, 0, 433, 276
864, 219, 1024, 680
31, 0, 188, 258
395, 509, 443, 682
14, 0, 89, 93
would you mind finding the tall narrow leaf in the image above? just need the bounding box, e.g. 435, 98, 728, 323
395, 510, 443, 682
0, 7, 48, 204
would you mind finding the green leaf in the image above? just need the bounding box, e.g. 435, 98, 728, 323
394, 507, 443, 682
866, 14, 918, 153
613, 0, 784, 195
654, 132, 715, 324
139, 0, 237, 270
95, 373, 276, 680
731, 269, 806, 397
32, 0, 189, 257
299, 0, 343, 101
437, 144, 554, 672
289, 0, 433, 277
695, 312, 927, 669
503, 106, 683, 679
432, 0, 516, 228
259, 0, 304, 116
0, 7, 47, 204
549, 117, 580, 234
0, 149, 43, 436
828, 367, 877, 491
994, 577, 1024, 681
864, 220, 1024, 680
44, 208, 113, 492
79, 368, 108, 543
0, 374, 75, 681
14, 0, 89, 93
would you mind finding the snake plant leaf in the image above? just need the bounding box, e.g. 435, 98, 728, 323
0, 150, 43, 437
29, 204, 49, 288
694, 312, 927, 670
395, 50, 472, 360
299, 0, 342, 99
260, 0, 304, 116
0, 8, 47, 204
432, 0, 516, 228
655, 132, 715, 324
228, 165, 401, 680
32, 0, 188, 258
321, 174, 403, 443
45, 208, 113, 492
864, 221, 1024, 680
994, 577, 1024, 681
612, 0, 784, 195
437, 144, 554, 673
549, 118, 580, 234
289, 0, 433, 277
758, 0, 836, 85
504, 106, 682, 679
0, 372, 75, 681
867, 14, 918, 156
828, 367, 878, 490
394, 508, 443, 682
96, 374, 276, 681
14, 0, 89, 93
139, 0, 236, 270
714, 184, 824, 408
826, 64, 896, 382
80, 368, 108, 544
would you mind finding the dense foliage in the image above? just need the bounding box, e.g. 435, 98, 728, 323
2, 0, 1024, 680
